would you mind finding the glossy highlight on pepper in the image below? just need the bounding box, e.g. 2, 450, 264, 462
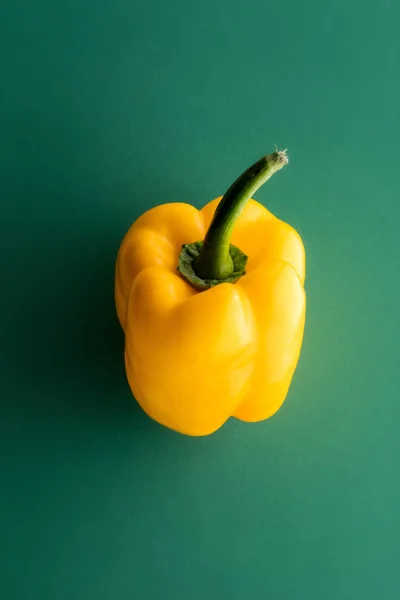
115, 150, 306, 436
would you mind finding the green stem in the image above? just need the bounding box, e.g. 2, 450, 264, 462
193, 150, 289, 280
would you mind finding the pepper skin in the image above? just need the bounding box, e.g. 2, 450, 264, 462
115, 151, 306, 436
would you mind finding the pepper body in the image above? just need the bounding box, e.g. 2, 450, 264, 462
115, 196, 306, 436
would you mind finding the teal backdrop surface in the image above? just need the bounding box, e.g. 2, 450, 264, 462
1, 1, 399, 599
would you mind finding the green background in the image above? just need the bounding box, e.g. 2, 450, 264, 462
1, 1, 399, 598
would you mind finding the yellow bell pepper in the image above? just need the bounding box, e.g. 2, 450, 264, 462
115, 150, 306, 436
